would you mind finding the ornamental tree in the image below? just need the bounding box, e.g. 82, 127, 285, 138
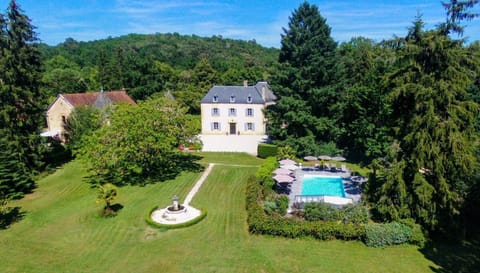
77, 96, 201, 185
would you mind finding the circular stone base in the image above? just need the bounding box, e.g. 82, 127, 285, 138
151, 205, 201, 225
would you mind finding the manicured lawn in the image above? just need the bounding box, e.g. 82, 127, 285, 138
196, 151, 264, 166
0, 153, 448, 272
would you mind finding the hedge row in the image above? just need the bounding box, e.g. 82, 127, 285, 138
255, 157, 278, 193
246, 175, 365, 240
364, 222, 412, 247
257, 144, 278, 159
145, 206, 207, 230
245, 175, 426, 246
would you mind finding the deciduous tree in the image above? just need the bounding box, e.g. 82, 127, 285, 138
77, 96, 201, 185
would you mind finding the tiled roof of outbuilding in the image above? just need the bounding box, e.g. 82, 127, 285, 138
61, 90, 136, 107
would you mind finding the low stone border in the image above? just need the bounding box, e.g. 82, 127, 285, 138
145, 205, 207, 230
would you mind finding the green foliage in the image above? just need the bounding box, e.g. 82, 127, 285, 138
257, 143, 278, 159
276, 145, 296, 160
267, 2, 338, 155
0, 195, 9, 216
40, 33, 278, 105
41, 55, 90, 97
282, 135, 323, 158
372, 17, 480, 232
255, 157, 278, 193
317, 142, 343, 157
145, 206, 207, 230
0, 131, 35, 199
41, 137, 72, 168
364, 222, 413, 247
64, 106, 103, 152
304, 202, 342, 222
333, 38, 392, 162
0, 1, 46, 175
399, 218, 427, 247
96, 183, 119, 217
0, 194, 23, 229
264, 195, 289, 216
77, 96, 202, 185
342, 204, 370, 225
303, 203, 370, 224
439, 0, 479, 36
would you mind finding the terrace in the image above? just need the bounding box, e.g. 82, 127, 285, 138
274, 159, 365, 213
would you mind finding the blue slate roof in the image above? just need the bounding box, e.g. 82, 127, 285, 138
201, 81, 276, 104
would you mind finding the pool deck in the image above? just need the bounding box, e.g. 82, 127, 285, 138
285, 169, 362, 213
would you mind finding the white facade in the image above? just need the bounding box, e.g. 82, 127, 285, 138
201, 103, 266, 135
199, 81, 276, 155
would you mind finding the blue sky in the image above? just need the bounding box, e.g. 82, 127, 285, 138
2, 0, 480, 48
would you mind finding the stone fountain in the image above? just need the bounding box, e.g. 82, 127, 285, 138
165, 195, 187, 214
150, 195, 200, 225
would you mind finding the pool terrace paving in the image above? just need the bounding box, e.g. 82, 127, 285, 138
286, 169, 362, 213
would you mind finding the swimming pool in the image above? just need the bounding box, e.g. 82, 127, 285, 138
301, 175, 346, 197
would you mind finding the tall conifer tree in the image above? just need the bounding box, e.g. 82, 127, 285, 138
373, 16, 479, 232
266, 2, 337, 155
0, 1, 45, 195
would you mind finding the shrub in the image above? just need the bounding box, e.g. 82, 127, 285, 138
364, 222, 412, 247
342, 204, 370, 224
263, 200, 277, 215
318, 141, 343, 157
264, 195, 289, 216
399, 218, 426, 247
303, 203, 370, 224
275, 195, 289, 215
304, 202, 343, 222
255, 157, 278, 193
276, 145, 296, 160
257, 144, 278, 159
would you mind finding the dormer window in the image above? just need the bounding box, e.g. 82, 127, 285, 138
230, 95, 235, 103
213, 95, 219, 102
247, 95, 252, 103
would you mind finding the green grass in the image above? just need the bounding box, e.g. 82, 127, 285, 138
0, 153, 457, 272
303, 160, 371, 176
196, 151, 264, 166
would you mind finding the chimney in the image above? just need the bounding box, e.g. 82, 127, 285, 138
261, 86, 266, 100
243, 80, 248, 87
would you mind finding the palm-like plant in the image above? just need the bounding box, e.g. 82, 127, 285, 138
96, 183, 118, 216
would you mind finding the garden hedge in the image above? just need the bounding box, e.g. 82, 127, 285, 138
257, 144, 278, 159
364, 222, 412, 247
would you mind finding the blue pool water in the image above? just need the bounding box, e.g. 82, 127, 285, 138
301, 175, 346, 197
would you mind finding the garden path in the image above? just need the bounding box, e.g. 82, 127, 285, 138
184, 163, 215, 205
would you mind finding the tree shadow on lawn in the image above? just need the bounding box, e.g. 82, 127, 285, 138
420, 238, 480, 273
0, 207, 25, 229
84, 153, 205, 186
100, 203, 124, 218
